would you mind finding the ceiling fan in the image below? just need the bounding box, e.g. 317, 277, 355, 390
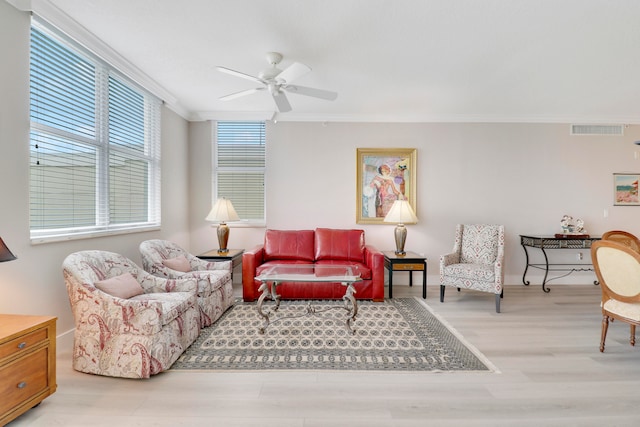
217, 52, 338, 112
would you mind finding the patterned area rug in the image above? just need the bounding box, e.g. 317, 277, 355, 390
170, 297, 496, 372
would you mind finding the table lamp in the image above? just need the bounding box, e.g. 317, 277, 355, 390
384, 199, 418, 255
0, 237, 17, 262
205, 198, 240, 253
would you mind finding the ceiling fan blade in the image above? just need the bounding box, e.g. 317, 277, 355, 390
276, 62, 311, 84
219, 87, 264, 101
272, 91, 292, 112
217, 66, 264, 84
284, 85, 338, 101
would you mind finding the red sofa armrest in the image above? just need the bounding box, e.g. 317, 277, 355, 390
364, 244, 385, 301
242, 245, 264, 302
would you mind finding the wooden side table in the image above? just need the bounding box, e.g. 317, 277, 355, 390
0, 314, 57, 426
383, 251, 427, 299
197, 248, 244, 279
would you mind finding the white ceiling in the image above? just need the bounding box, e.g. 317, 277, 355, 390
40, 0, 640, 123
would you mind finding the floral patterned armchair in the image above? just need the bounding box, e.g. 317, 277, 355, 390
440, 224, 505, 313
139, 239, 234, 327
62, 250, 201, 378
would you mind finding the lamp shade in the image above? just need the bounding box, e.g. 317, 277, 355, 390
383, 199, 418, 224
0, 237, 17, 262
205, 197, 240, 222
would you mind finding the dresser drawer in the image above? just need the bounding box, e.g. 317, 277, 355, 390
392, 263, 425, 271
0, 328, 48, 361
0, 347, 49, 415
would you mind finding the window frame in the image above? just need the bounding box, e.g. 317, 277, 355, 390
29, 19, 161, 244
213, 120, 267, 227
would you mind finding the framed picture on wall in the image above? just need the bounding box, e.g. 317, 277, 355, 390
614, 173, 640, 206
356, 148, 417, 224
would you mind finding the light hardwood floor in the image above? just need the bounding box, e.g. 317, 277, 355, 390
9, 282, 640, 427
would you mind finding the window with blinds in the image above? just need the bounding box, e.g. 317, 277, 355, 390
215, 121, 266, 223
29, 21, 161, 242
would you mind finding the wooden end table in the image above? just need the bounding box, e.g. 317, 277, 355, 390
383, 251, 427, 299
197, 248, 244, 279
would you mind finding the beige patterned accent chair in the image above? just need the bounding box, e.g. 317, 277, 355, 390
591, 240, 640, 352
440, 224, 505, 313
139, 239, 234, 328
62, 250, 201, 378
601, 230, 640, 253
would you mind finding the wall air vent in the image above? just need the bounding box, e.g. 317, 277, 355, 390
570, 124, 624, 136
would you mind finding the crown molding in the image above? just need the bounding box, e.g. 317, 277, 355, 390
9, 0, 188, 120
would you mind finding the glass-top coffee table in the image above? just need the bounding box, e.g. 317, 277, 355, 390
255, 264, 362, 335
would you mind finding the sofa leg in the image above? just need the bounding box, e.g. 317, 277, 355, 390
440, 285, 445, 302
495, 294, 501, 313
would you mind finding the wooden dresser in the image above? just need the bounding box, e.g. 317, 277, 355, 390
0, 314, 57, 426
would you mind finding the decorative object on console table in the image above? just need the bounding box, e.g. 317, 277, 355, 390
556, 215, 589, 238
383, 198, 418, 255
356, 148, 417, 224
520, 234, 601, 293
383, 251, 427, 299
0, 314, 57, 426
205, 197, 240, 253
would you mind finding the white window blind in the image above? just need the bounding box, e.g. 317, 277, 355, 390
215, 121, 266, 222
29, 21, 161, 242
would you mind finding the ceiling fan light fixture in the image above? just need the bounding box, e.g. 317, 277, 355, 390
217, 51, 337, 112
259, 67, 281, 81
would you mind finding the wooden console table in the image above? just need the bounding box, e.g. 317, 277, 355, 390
520, 235, 601, 293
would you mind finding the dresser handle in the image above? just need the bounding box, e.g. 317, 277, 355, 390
17, 381, 27, 389
18, 342, 27, 349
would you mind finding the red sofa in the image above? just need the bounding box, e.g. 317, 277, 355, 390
242, 228, 385, 302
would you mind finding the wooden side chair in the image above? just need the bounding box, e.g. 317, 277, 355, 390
591, 240, 640, 352
601, 230, 640, 253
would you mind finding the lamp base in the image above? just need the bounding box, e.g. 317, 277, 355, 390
394, 224, 407, 255
217, 222, 230, 253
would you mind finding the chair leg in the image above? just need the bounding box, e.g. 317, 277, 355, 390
495, 294, 500, 313
600, 315, 610, 352
631, 325, 636, 347
440, 285, 445, 302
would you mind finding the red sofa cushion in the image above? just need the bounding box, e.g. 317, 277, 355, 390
263, 229, 315, 262
314, 228, 365, 263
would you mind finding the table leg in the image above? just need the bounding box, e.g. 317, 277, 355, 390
256, 281, 281, 334
409, 271, 413, 287
540, 247, 551, 293
388, 267, 393, 299
521, 243, 531, 285
343, 283, 358, 334
422, 263, 427, 299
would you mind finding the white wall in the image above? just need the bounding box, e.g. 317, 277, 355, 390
189, 120, 640, 288
0, 3, 192, 338
4, 0, 640, 340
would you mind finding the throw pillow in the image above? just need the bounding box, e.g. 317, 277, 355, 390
162, 255, 191, 272
95, 273, 145, 299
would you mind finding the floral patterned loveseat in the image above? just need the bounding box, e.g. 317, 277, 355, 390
62, 250, 201, 378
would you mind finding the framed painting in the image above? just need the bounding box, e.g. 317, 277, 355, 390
614, 173, 640, 206
356, 148, 417, 224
